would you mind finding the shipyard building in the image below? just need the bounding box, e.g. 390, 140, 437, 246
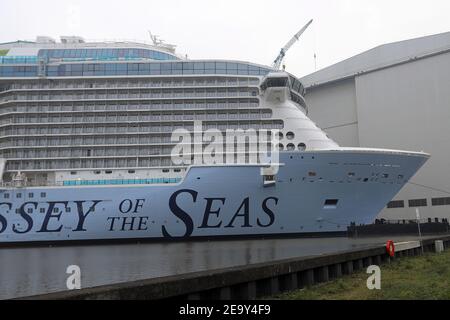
301, 32, 450, 221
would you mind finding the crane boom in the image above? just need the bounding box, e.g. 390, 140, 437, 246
272, 19, 313, 70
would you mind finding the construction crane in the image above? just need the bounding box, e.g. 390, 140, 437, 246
272, 19, 313, 70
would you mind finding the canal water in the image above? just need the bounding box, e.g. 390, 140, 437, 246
0, 235, 428, 299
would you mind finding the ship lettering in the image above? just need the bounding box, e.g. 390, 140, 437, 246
162, 189, 279, 238
162, 189, 197, 238
119, 199, 146, 214
257, 197, 278, 227
225, 197, 251, 228
0, 202, 12, 234
73, 200, 103, 231
0, 200, 104, 235
13, 202, 37, 234
198, 197, 225, 229
37, 201, 69, 233
107, 216, 149, 232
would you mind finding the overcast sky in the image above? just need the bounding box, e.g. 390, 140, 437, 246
1, 0, 450, 77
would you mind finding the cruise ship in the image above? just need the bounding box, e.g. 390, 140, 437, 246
0, 33, 429, 244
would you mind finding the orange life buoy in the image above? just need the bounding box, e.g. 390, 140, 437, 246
386, 240, 395, 257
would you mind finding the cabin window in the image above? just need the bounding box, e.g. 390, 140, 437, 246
105, 170, 112, 174
128, 170, 136, 174
41, 192, 46, 198
286, 132, 295, 140
298, 143, 306, 151
4, 193, 9, 199
70, 171, 77, 175
276, 132, 283, 140
40, 208, 45, 213
324, 199, 339, 209
286, 143, 295, 151
263, 77, 288, 88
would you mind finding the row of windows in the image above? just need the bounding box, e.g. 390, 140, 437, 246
38, 48, 179, 61
62, 178, 182, 186
1, 77, 260, 91
70, 168, 182, 176
387, 197, 450, 208
6, 147, 178, 158
2, 133, 276, 148
0, 66, 37, 76
0, 121, 283, 136
0, 88, 259, 102
288, 75, 306, 96
5, 152, 269, 171
0, 56, 37, 65
0, 61, 272, 77
1, 110, 271, 125
0, 99, 260, 114
277, 143, 307, 151
4, 141, 275, 159
6, 157, 174, 171
4, 192, 46, 199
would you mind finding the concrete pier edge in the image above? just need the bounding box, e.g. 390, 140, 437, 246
17, 235, 450, 300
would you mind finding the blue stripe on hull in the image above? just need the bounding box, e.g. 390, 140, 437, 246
0, 150, 428, 244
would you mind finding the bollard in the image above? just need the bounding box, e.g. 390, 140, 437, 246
435, 240, 444, 253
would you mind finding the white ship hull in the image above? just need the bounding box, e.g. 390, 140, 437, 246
0, 149, 429, 245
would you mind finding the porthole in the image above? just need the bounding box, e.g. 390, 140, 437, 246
277, 143, 284, 151
286, 132, 295, 140
286, 143, 295, 151
276, 132, 283, 140
298, 143, 306, 151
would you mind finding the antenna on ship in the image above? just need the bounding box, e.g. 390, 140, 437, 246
272, 19, 313, 70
